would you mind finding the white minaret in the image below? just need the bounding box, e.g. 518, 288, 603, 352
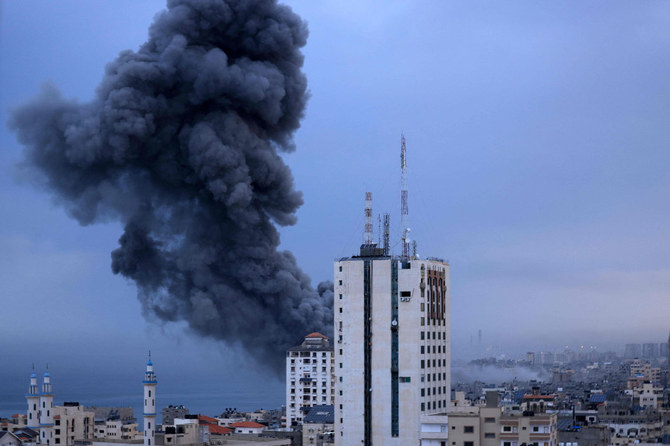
143, 353, 157, 446
39, 369, 54, 444
26, 368, 40, 429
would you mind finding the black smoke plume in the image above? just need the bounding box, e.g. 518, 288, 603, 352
9, 0, 333, 372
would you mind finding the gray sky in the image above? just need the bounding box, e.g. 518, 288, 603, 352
1, 0, 669, 406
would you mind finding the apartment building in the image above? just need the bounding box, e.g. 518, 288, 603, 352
286, 333, 335, 428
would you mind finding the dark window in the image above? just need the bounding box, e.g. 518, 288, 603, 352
485, 417, 495, 423
464, 426, 474, 433
485, 433, 495, 438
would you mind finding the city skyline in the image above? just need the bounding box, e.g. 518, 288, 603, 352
1, 0, 670, 412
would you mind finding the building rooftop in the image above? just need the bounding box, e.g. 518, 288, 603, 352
208, 425, 233, 435
305, 332, 327, 339
230, 421, 266, 429
303, 405, 334, 425
197, 414, 218, 424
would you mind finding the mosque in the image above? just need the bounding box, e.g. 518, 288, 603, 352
19, 358, 157, 446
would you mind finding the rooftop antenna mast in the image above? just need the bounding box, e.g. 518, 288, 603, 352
400, 134, 410, 259
383, 213, 390, 256
377, 214, 382, 246
364, 192, 373, 245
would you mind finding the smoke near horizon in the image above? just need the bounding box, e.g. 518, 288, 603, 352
9, 0, 332, 373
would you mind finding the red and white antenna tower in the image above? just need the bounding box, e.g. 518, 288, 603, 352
400, 134, 410, 259
364, 192, 373, 245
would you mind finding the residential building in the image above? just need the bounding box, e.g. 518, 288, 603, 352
628, 359, 661, 386
161, 406, 189, 426
334, 244, 450, 445
229, 422, 267, 435
420, 393, 557, 446
285, 333, 334, 428
52, 403, 94, 446
632, 382, 664, 409
301, 406, 333, 446
0, 432, 21, 446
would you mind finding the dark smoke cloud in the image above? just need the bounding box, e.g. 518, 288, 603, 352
9, 0, 333, 372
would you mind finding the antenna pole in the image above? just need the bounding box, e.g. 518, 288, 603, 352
400, 134, 409, 259
364, 192, 373, 245
383, 213, 390, 256
377, 214, 382, 246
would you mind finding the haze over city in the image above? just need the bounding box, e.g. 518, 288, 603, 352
1, 0, 669, 417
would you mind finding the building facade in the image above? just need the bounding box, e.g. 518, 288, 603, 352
52, 403, 95, 446
286, 333, 335, 428
334, 245, 450, 445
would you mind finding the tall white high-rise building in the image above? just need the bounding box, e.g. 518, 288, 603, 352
285, 332, 334, 428
142, 355, 157, 446
334, 245, 450, 445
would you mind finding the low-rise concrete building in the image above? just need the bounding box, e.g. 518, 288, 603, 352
420, 392, 558, 446
301, 406, 333, 446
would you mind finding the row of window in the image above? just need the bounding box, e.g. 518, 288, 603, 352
420, 400, 448, 411
421, 358, 446, 368
422, 317, 447, 326
289, 366, 331, 372
422, 372, 447, 382
421, 344, 446, 354
421, 386, 448, 397
421, 331, 448, 340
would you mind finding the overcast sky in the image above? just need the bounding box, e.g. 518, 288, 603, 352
1, 0, 669, 409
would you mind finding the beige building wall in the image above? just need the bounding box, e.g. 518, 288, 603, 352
334, 256, 450, 446
52, 405, 95, 446
420, 406, 557, 446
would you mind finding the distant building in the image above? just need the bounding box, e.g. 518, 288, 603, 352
632, 382, 663, 409
624, 344, 642, 359
161, 406, 189, 426
642, 343, 659, 360
628, 359, 661, 386
285, 333, 334, 428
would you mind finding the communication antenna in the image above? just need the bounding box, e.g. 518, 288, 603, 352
383, 213, 390, 256
400, 134, 410, 259
377, 214, 382, 246
364, 192, 373, 245
412, 240, 417, 259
